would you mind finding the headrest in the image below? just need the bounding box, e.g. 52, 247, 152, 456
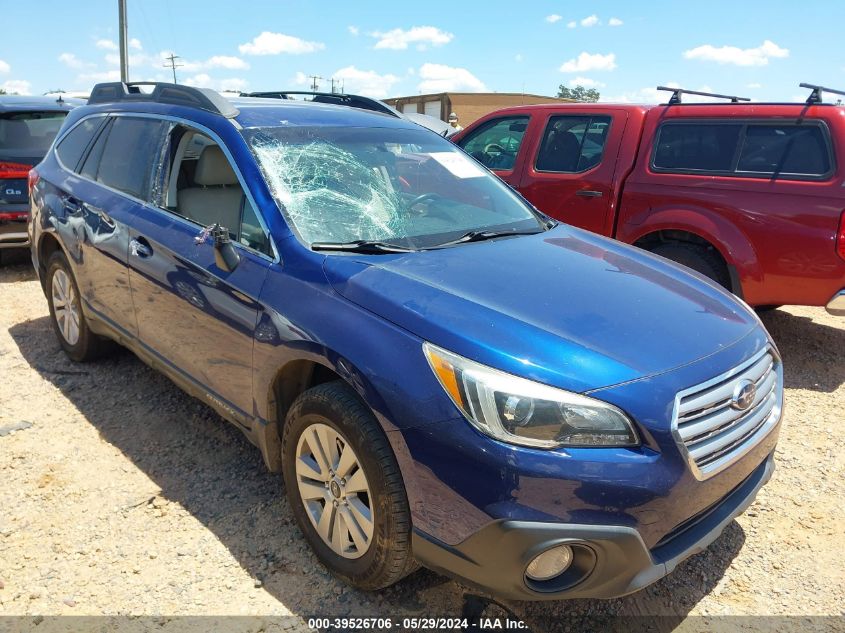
194, 145, 239, 186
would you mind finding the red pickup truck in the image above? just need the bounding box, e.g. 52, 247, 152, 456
452, 89, 845, 314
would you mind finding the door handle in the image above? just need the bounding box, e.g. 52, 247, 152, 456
576, 190, 603, 198
64, 198, 84, 215
129, 237, 152, 258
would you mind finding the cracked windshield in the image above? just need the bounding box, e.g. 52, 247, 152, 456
244, 126, 545, 249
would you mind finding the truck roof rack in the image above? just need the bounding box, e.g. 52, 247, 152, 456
656, 86, 751, 105
799, 83, 845, 105
88, 82, 239, 118
239, 91, 400, 118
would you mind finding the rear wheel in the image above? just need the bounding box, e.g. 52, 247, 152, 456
282, 381, 416, 590
650, 242, 731, 291
45, 251, 113, 362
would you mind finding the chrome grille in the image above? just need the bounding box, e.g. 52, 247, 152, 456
672, 347, 782, 479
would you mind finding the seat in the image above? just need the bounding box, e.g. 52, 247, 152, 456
177, 145, 244, 231
537, 129, 582, 172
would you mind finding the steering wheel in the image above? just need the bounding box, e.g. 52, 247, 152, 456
484, 143, 505, 156
407, 192, 442, 212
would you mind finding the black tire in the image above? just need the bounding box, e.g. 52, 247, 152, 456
282, 380, 416, 591
650, 242, 731, 291
45, 250, 113, 362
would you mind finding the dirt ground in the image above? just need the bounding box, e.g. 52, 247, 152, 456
0, 248, 843, 631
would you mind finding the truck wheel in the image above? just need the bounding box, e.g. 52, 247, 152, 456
45, 251, 113, 362
650, 242, 731, 291
282, 380, 417, 590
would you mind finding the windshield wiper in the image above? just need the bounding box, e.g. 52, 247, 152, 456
311, 240, 415, 254
430, 228, 546, 249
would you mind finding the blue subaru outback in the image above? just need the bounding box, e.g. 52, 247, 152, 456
29, 82, 783, 600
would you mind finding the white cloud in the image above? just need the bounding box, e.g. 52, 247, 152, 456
58, 53, 92, 69
370, 26, 453, 50
238, 31, 325, 55
560, 52, 617, 73
184, 74, 248, 92
546, 14, 562, 23
608, 17, 624, 26
683, 40, 789, 67
515, 53, 523, 62
1, 79, 31, 95
747, 82, 763, 89
417, 62, 486, 93
581, 14, 600, 27
77, 69, 121, 83
348, 25, 359, 36
95, 39, 118, 51
129, 38, 142, 50
599, 83, 732, 104
568, 77, 605, 88
331, 65, 400, 98
0, 60, 10, 74
206, 55, 249, 70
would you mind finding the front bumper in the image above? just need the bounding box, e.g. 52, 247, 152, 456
412, 453, 774, 600
826, 290, 845, 316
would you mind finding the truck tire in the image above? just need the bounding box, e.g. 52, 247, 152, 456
650, 242, 731, 291
45, 250, 114, 362
282, 380, 417, 591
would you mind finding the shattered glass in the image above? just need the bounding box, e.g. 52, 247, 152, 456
251, 132, 408, 244
244, 125, 546, 249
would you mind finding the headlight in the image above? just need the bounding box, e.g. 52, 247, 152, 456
423, 343, 639, 449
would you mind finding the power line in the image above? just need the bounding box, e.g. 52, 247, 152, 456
163, 54, 184, 84
308, 75, 323, 91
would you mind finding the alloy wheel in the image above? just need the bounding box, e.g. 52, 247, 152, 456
295, 422, 374, 559
52, 269, 81, 346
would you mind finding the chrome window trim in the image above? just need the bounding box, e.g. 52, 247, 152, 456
670, 346, 783, 480
52, 111, 280, 264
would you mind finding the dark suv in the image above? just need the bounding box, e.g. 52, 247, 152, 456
29, 82, 782, 600
1, 94, 79, 262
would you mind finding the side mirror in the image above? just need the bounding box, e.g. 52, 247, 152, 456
212, 224, 240, 272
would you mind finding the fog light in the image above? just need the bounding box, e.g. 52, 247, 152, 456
525, 544, 573, 581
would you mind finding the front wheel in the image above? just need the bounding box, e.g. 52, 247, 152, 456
282, 381, 416, 590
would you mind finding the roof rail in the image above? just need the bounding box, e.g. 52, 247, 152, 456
88, 82, 239, 118
656, 86, 751, 105
799, 83, 845, 105
240, 91, 400, 118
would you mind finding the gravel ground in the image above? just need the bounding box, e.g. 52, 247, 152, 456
0, 248, 843, 631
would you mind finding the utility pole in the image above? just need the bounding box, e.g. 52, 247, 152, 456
163, 54, 183, 84
118, 0, 129, 82
309, 75, 323, 92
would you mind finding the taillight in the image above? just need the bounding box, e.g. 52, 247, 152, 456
838, 211, 845, 262
0, 161, 32, 179
28, 168, 40, 194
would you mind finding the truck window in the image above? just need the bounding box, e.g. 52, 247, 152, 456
737, 124, 831, 177
653, 123, 742, 173
535, 115, 612, 173
458, 116, 529, 171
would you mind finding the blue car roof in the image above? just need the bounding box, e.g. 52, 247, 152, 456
65, 97, 419, 132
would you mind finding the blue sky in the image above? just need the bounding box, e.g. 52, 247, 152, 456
1, 0, 843, 103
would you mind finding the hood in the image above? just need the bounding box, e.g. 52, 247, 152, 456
323, 225, 760, 393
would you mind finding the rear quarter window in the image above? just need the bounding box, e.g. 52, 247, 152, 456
56, 117, 104, 171
652, 120, 834, 180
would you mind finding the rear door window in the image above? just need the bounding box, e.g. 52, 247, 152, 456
458, 116, 529, 171
536, 115, 612, 172
737, 124, 831, 177
653, 123, 742, 173
95, 117, 167, 200
55, 117, 104, 171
